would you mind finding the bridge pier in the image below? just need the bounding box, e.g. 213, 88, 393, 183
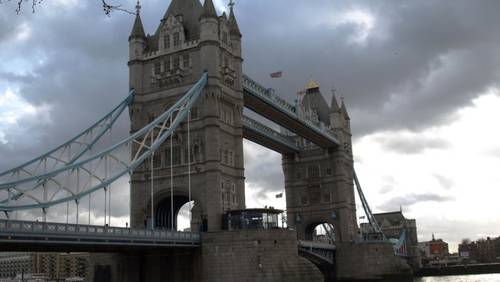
335, 242, 412, 281
87, 229, 323, 282
200, 229, 323, 282
87, 249, 202, 282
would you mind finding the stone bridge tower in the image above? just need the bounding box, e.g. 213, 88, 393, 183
128, 0, 245, 232
283, 81, 358, 242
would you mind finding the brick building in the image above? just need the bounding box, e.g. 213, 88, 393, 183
0, 252, 89, 280
459, 236, 500, 263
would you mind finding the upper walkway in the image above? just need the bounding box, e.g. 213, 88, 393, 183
0, 219, 200, 253
242, 74, 340, 149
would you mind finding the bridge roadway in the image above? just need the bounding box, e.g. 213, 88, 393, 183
0, 219, 200, 253
298, 240, 336, 281
242, 115, 300, 153
242, 74, 340, 149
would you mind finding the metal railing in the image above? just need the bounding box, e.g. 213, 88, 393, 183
0, 219, 200, 244
242, 115, 300, 151
242, 74, 339, 144
298, 240, 336, 264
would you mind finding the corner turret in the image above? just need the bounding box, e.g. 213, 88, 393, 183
228, 3, 242, 38
330, 90, 342, 129
129, 1, 146, 92
201, 0, 218, 19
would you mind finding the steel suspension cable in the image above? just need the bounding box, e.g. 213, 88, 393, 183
187, 110, 192, 225
170, 115, 174, 231
0, 73, 207, 212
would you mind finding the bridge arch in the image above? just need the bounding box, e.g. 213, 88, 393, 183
145, 188, 206, 232
303, 218, 339, 243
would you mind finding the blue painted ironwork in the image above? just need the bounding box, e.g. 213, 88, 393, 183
0, 219, 200, 248
0, 73, 207, 212
353, 169, 384, 237
0, 90, 134, 182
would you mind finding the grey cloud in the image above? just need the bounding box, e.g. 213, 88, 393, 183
243, 141, 284, 195
376, 134, 449, 154
379, 193, 454, 212
433, 174, 454, 190
1, 0, 499, 225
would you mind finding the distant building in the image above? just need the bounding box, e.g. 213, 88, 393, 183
0, 252, 89, 280
360, 211, 420, 269
418, 234, 449, 267
459, 236, 500, 263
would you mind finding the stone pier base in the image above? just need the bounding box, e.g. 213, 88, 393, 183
200, 229, 323, 282
86, 230, 323, 282
335, 241, 412, 280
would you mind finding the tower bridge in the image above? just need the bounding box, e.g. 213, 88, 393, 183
0, 0, 413, 281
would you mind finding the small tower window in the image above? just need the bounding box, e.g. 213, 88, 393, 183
173, 32, 180, 47
308, 165, 320, 178
154, 62, 161, 75
182, 54, 190, 68
222, 32, 228, 44
164, 57, 171, 72
173, 56, 180, 69
164, 34, 170, 49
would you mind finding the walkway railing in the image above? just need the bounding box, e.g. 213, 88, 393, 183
242, 74, 339, 144
0, 219, 200, 246
242, 115, 300, 152
298, 240, 336, 265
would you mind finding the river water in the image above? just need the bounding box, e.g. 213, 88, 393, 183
414, 274, 500, 281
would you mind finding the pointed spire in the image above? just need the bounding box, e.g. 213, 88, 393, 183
201, 0, 218, 19
221, 11, 227, 20
340, 96, 350, 120
228, 1, 241, 37
330, 89, 340, 111
130, 1, 145, 40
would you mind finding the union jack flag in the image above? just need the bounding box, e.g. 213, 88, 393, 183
270, 71, 283, 78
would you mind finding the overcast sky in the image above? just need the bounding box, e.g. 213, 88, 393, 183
1, 0, 500, 251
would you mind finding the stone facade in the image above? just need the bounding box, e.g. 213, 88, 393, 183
128, 0, 245, 232
201, 230, 323, 282
336, 242, 412, 280
361, 211, 420, 269
283, 84, 358, 243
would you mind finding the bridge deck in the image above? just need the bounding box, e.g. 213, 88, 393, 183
0, 219, 200, 253
242, 74, 339, 149
242, 115, 300, 153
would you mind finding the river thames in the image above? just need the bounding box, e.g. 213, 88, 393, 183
415, 274, 500, 281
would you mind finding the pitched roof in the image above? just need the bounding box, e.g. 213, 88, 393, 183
161, 0, 203, 40
373, 211, 406, 225
130, 13, 146, 39
330, 92, 340, 112
201, 0, 217, 18
301, 84, 331, 126
228, 7, 241, 37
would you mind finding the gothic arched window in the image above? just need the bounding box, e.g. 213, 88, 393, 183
164, 34, 170, 49
173, 32, 180, 47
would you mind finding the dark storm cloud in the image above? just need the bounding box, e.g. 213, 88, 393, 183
237, 0, 500, 136
379, 193, 454, 212
376, 134, 449, 154
2, 0, 500, 220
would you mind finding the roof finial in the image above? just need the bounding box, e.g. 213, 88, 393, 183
228, 0, 235, 10
135, 0, 141, 15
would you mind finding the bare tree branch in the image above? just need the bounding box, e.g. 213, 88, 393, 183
0, 0, 135, 16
